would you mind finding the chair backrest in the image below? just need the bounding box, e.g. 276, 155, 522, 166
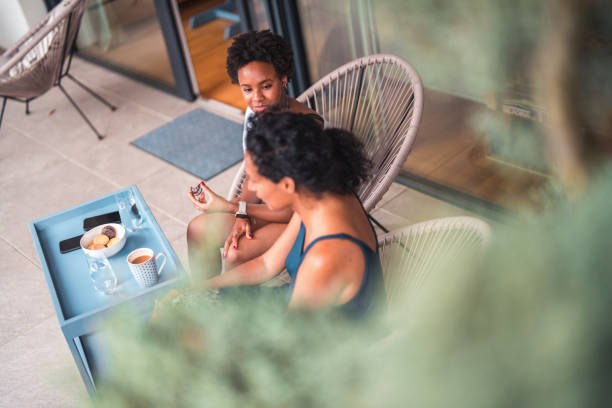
377, 216, 491, 306
297, 54, 423, 211
0, 0, 87, 99
227, 54, 424, 209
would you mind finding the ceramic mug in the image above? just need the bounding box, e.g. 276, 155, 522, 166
127, 248, 166, 288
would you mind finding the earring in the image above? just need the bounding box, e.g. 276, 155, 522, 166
282, 82, 289, 108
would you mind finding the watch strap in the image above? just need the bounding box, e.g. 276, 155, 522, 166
236, 200, 248, 217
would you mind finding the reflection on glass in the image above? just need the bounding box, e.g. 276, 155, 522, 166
297, 0, 378, 82
296, 0, 551, 208
247, 0, 270, 30
76, 0, 175, 88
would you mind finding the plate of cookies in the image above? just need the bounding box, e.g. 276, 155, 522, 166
80, 223, 126, 258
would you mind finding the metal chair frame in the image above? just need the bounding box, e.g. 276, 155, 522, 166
0, 0, 116, 139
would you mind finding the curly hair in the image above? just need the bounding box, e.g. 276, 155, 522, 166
226, 30, 294, 84
246, 112, 371, 195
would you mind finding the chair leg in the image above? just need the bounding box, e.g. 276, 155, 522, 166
66, 73, 116, 112
57, 83, 104, 140
0, 98, 7, 128
25, 99, 31, 115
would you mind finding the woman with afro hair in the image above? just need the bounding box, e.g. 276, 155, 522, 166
201, 112, 384, 317
187, 30, 323, 274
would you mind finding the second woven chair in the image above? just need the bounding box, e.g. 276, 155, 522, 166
378, 216, 491, 307
227, 54, 424, 212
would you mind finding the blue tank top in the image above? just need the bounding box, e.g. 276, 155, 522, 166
285, 223, 385, 318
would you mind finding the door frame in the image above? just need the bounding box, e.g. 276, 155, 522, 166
45, 0, 196, 101
260, 0, 311, 97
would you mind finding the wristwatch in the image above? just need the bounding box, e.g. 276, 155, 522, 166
235, 201, 248, 219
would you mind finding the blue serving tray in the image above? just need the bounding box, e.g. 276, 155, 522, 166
29, 186, 188, 394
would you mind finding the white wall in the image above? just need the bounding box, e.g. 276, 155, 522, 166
20, 0, 47, 28
0, 0, 47, 50
0, 0, 29, 49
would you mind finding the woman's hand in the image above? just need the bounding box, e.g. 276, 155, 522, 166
188, 181, 236, 213
223, 217, 253, 258
150, 289, 182, 323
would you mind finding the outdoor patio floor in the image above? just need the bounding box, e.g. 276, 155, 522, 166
0, 57, 478, 406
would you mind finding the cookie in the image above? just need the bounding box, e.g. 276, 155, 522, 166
102, 225, 117, 239
107, 237, 121, 247
93, 234, 110, 246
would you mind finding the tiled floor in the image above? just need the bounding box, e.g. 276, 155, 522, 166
0, 58, 478, 406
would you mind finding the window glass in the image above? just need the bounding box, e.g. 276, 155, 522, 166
297, 0, 551, 208
77, 0, 176, 88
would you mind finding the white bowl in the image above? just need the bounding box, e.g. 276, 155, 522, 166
80, 223, 126, 258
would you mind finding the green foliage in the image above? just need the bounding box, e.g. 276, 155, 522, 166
93, 290, 389, 408
399, 165, 612, 407
374, 0, 545, 100
92, 164, 612, 407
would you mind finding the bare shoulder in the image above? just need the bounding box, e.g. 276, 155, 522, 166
288, 98, 319, 116
291, 237, 366, 307
302, 238, 366, 280
287, 99, 324, 128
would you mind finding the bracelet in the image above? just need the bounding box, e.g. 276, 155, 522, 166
235, 214, 249, 219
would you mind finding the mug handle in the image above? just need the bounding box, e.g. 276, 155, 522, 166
155, 252, 166, 276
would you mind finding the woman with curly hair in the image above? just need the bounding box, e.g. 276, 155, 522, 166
187, 30, 322, 274
199, 112, 384, 317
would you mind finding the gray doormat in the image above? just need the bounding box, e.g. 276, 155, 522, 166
131, 108, 244, 180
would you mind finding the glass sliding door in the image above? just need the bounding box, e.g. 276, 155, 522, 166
296, 0, 549, 212
45, 0, 196, 100
76, 0, 175, 88
297, 0, 378, 83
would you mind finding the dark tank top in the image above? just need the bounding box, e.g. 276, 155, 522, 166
285, 222, 385, 318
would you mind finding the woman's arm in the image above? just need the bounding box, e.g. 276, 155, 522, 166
190, 179, 292, 223
204, 256, 270, 288
244, 204, 293, 223
206, 213, 302, 289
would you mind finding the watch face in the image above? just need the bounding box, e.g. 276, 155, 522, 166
238, 201, 247, 215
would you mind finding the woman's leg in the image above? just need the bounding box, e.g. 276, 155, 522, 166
187, 212, 234, 281
224, 222, 288, 270
187, 213, 287, 278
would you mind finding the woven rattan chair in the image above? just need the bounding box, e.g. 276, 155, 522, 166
0, 0, 116, 139
378, 216, 491, 306
227, 54, 424, 218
